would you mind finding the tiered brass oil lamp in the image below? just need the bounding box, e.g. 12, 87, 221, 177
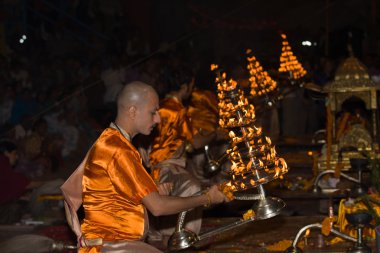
246, 48, 279, 116
247, 48, 277, 100
215, 66, 288, 218
167, 65, 288, 251
278, 33, 307, 84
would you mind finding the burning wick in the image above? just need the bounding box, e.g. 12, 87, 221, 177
304, 229, 310, 246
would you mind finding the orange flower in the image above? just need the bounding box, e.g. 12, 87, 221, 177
242, 209, 255, 220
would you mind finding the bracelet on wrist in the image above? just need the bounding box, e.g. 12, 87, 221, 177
203, 192, 211, 208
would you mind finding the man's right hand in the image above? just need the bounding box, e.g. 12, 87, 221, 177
207, 185, 232, 204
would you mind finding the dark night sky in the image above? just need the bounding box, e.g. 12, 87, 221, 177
3, 0, 378, 64
145, 0, 377, 61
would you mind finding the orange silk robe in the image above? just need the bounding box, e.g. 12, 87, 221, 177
149, 97, 195, 169
80, 128, 158, 251
188, 89, 218, 133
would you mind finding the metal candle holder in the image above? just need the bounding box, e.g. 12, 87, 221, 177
167, 72, 288, 251
312, 158, 368, 195
217, 82, 287, 220
346, 212, 373, 253
203, 144, 229, 176
284, 223, 357, 253
167, 210, 256, 251
349, 158, 369, 195
285, 212, 372, 253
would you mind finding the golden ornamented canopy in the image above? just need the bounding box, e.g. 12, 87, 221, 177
323, 56, 380, 93
317, 56, 380, 172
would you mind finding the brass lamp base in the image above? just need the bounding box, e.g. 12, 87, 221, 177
167, 229, 198, 252
252, 196, 285, 220
347, 244, 372, 253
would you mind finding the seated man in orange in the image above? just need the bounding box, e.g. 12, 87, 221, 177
186, 83, 226, 185
61, 81, 229, 253
147, 68, 217, 244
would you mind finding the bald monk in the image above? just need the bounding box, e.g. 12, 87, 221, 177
61, 81, 229, 253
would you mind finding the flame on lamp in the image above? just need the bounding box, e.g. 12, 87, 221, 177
265, 136, 272, 145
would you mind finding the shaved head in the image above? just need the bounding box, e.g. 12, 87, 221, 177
117, 81, 157, 110
115, 81, 160, 137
